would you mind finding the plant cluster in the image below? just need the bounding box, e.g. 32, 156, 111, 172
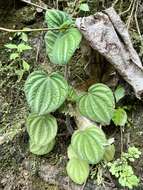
5, 32, 31, 81
23, 9, 141, 188
108, 146, 141, 189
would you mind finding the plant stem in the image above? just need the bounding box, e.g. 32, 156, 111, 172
120, 0, 134, 15
120, 126, 123, 154
112, 0, 120, 7
127, 0, 136, 29
0, 27, 61, 33
64, 64, 74, 135
134, 0, 143, 42
66, 115, 74, 135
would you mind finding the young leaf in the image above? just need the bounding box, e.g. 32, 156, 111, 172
24, 71, 69, 114
20, 33, 28, 42
112, 108, 127, 126
71, 126, 107, 164
79, 3, 90, 12
78, 83, 115, 125
10, 53, 19, 60
66, 158, 89, 184
22, 60, 30, 71
5, 44, 17, 49
45, 10, 82, 65
103, 144, 115, 162
27, 113, 57, 146
29, 139, 55, 155
114, 85, 125, 103
127, 146, 141, 160
15, 69, 24, 82
17, 43, 32, 52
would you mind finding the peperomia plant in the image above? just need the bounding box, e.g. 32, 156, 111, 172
112, 85, 128, 127
24, 69, 115, 183
44, 10, 82, 65
24, 9, 140, 187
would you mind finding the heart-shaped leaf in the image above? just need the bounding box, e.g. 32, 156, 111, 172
114, 85, 125, 103
27, 113, 57, 145
71, 126, 107, 164
29, 139, 55, 155
45, 10, 82, 65
24, 71, 68, 114
112, 108, 127, 126
66, 158, 89, 184
67, 145, 78, 159
45, 9, 72, 28
78, 83, 115, 125
103, 144, 115, 162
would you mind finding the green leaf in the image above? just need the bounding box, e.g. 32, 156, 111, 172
45, 10, 82, 65
10, 53, 19, 60
112, 108, 127, 126
127, 146, 141, 160
45, 28, 81, 65
78, 83, 115, 125
127, 175, 139, 188
119, 174, 139, 189
22, 60, 30, 71
29, 139, 55, 155
27, 113, 57, 145
103, 144, 115, 162
20, 33, 28, 42
66, 158, 89, 184
67, 145, 78, 159
5, 43, 17, 49
71, 126, 107, 164
45, 9, 72, 28
79, 3, 90, 12
114, 85, 125, 103
17, 43, 32, 52
15, 69, 24, 81
24, 71, 68, 114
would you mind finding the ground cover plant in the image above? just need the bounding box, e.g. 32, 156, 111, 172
0, 0, 143, 189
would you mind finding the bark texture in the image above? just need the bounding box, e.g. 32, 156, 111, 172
76, 7, 143, 99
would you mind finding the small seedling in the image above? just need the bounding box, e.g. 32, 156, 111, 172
5, 32, 32, 81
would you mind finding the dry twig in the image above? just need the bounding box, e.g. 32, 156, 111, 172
127, 0, 137, 29
134, 0, 142, 41
120, 0, 134, 16
20, 0, 48, 10
0, 27, 61, 33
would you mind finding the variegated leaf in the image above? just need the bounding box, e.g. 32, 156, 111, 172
27, 113, 57, 145
24, 71, 68, 114
67, 145, 78, 159
29, 139, 55, 155
45, 9, 72, 28
103, 144, 115, 162
71, 126, 107, 164
78, 83, 115, 125
66, 158, 89, 184
44, 10, 82, 65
